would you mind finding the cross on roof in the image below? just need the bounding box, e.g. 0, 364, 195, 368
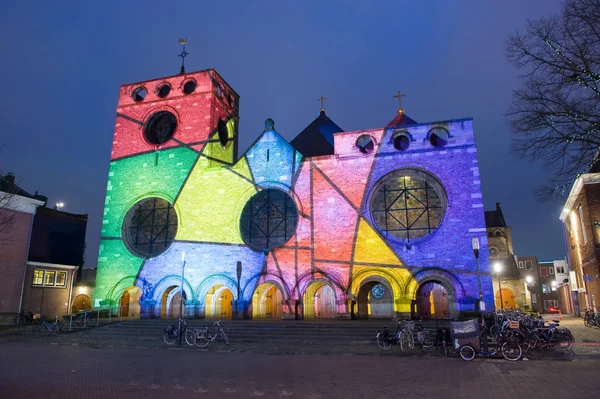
178, 38, 189, 74
393, 90, 406, 113
318, 95, 327, 112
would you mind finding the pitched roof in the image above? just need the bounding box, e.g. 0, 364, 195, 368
290, 110, 344, 157
385, 112, 418, 129
0, 174, 32, 198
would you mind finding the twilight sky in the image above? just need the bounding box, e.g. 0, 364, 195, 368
0, 0, 566, 267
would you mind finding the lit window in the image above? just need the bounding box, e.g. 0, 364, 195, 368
32, 270, 44, 286
56, 271, 67, 287
44, 271, 56, 286
540, 267, 548, 277
542, 284, 550, 294
525, 261, 532, 270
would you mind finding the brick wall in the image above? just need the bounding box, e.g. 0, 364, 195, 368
0, 209, 33, 316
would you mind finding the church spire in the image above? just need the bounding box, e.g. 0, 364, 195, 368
393, 90, 406, 114
318, 95, 327, 115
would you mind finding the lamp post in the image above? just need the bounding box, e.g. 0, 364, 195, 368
472, 237, 487, 352
526, 275, 535, 314
177, 251, 186, 347
494, 262, 504, 310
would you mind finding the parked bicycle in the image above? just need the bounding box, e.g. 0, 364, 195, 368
163, 319, 190, 345
455, 319, 523, 362
376, 318, 434, 353
193, 320, 229, 347
584, 308, 600, 328
15, 310, 33, 326
38, 316, 66, 335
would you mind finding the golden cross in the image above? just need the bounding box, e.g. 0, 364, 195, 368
393, 90, 406, 113
318, 95, 327, 111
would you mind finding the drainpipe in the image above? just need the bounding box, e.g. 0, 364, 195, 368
67, 266, 79, 314
17, 212, 36, 314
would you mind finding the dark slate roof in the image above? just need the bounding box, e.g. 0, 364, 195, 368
0, 174, 32, 198
290, 110, 344, 157
485, 202, 507, 228
385, 112, 418, 129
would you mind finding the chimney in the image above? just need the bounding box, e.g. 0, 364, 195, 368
5, 173, 15, 184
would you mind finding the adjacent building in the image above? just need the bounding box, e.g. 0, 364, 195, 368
0, 173, 87, 322
560, 173, 600, 315
485, 203, 529, 311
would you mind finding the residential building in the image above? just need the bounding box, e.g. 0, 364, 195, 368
559, 173, 600, 315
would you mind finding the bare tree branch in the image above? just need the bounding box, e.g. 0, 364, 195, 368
506, 0, 600, 200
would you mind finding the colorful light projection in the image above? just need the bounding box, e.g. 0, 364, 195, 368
94, 70, 493, 318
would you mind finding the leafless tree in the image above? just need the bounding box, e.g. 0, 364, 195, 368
0, 144, 16, 238
506, 0, 600, 200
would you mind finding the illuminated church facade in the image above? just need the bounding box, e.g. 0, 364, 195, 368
93, 68, 494, 320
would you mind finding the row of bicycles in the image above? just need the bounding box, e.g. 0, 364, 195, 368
163, 319, 229, 347
376, 310, 575, 362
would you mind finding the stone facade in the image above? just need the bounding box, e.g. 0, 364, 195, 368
93, 68, 494, 320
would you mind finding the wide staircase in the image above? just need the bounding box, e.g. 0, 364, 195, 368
29, 318, 453, 355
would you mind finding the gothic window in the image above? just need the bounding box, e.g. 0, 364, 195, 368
217, 118, 229, 147
157, 84, 171, 98
428, 127, 448, 147
240, 189, 299, 252
144, 111, 177, 145
356, 135, 375, 154
392, 130, 410, 151
124, 197, 178, 258
132, 87, 147, 102
183, 79, 197, 94
370, 169, 447, 243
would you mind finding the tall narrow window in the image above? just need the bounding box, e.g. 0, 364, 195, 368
56, 271, 67, 287
44, 271, 56, 286
578, 205, 588, 243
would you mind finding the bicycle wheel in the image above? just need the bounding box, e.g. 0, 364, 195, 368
185, 329, 197, 346
490, 325, 500, 339
195, 330, 211, 348
377, 333, 392, 351
420, 330, 434, 348
584, 316, 591, 327
460, 345, 476, 361
501, 341, 522, 361
163, 331, 177, 345
221, 330, 229, 346
399, 331, 413, 353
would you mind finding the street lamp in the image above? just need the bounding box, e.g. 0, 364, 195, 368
525, 275, 535, 314
55, 202, 64, 210
472, 237, 487, 352
494, 262, 504, 310
177, 251, 186, 346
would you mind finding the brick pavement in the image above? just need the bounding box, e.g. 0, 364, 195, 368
1, 341, 599, 399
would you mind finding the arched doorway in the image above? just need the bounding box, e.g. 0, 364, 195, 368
495, 288, 516, 309
415, 281, 450, 319
71, 294, 92, 313
252, 283, 283, 318
357, 281, 394, 319
304, 281, 336, 319
205, 285, 233, 318
160, 286, 187, 318
119, 286, 141, 318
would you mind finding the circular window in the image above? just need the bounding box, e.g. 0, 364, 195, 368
217, 118, 228, 147
489, 246, 498, 257
157, 84, 171, 98
123, 197, 178, 258
371, 284, 385, 299
356, 135, 375, 154
132, 87, 147, 102
240, 189, 299, 252
144, 111, 177, 145
393, 133, 410, 151
429, 127, 448, 147
183, 80, 197, 94
370, 169, 447, 243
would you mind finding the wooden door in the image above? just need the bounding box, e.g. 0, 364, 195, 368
417, 282, 449, 319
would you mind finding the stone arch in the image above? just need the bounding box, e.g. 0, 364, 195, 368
71, 294, 92, 313
105, 276, 142, 305
351, 268, 405, 298
355, 275, 395, 319
406, 268, 461, 319
157, 285, 188, 318
241, 272, 290, 302
294, 270, 346, 303
302, 278, 339, 319
251, 282, 285, 319
150, 275, 195, 302
195, 274, 239, 302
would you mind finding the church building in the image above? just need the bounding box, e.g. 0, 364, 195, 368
93, 67, 494, 320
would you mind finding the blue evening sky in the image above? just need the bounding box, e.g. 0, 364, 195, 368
0, 0, 565, 267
